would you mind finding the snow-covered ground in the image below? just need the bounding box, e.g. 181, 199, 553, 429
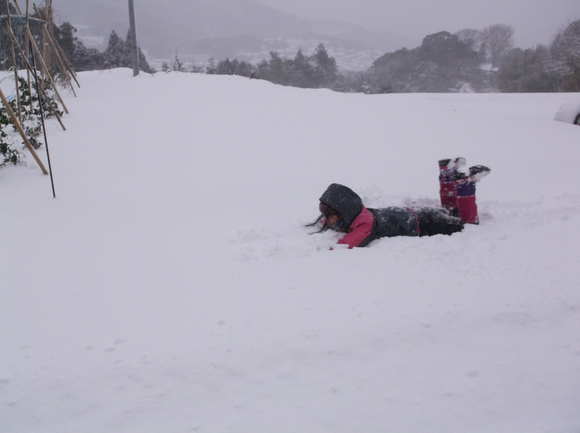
1, 69, 580, 433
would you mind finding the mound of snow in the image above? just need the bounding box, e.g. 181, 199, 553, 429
554, 100, 580, 124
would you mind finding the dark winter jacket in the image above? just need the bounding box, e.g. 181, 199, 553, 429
319, 183, 419, 248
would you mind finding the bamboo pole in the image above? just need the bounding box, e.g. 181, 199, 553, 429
54, 36, 79, 81
21, 25, 69, 114
0, 88, 48, 175
40, 4, 47, 67
3, 16, 66, 130
14, 0, 35, 115
12, 0, 22, 14
31, 1, 77, 83
45, 27, 80, 87
41, 24, 78, 94
29, 18, 57, 197
13, 1, 62, 110
0, 13, 43, 23
12, 0, 79, 93
5, 3, 22, 121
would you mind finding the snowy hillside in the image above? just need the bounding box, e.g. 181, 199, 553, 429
1, 69, 580, 433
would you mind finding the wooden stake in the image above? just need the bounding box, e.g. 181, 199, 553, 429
0, 88, 48, 175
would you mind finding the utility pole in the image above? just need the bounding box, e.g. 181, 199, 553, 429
518, 49, 527, 93
128, 0, 139, 76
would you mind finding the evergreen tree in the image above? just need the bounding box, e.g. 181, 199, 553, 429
53, 22, 103, 71
232, 60, 254, 77
288, 49, 313, 87
124, 30, 154, 73
57, 22, 76, 60
103, 30, 126, 67
206, 44, 338, 89
255, 59, 270, 81
309, 44, 338, 87
266, 51, 289, 85
72, 46, 104, 72
210, 58, 254, 77
102, 30, 153, 73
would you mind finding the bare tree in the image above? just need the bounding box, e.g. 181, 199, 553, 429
455, 29, 483, 52
481, 24, 515, 68
548, 20, 580, 91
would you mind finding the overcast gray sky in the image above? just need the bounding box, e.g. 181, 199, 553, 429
253, 0, 580, 48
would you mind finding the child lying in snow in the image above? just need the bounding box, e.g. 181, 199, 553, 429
307, 158, 490, 248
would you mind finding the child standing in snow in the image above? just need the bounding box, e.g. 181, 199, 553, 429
308, 158, 490, 248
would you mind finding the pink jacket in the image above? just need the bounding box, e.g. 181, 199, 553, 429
335, 206, 375, 248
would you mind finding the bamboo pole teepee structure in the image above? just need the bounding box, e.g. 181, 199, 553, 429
0, 0, 78, 191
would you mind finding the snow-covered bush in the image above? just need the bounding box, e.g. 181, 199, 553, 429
0, 75, 63, 167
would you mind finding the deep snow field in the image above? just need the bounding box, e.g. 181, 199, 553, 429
1, 69, 580, 433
